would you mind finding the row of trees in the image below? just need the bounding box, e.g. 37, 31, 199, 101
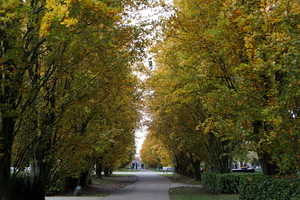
141, 0, 300, 179
0, 0, 150, 199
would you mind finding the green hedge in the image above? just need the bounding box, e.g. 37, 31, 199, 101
202, 172, 240, 194
216, 173, 240, 194
239, 174, 300, 200
202, 172, 218, 192
202, 172, 300, 199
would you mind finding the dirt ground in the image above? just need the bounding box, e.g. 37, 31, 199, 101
56, 175, 139, 196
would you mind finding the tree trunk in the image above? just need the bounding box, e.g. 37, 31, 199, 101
96, 162, 102, 179
29, 161, 48, 200
258, 152, 278, 175
193, 160, 201, 181
80, 170, 88, 187
104, 167, 110, 177
30, 176, 46, 200
0, 117, 16, 200
253, 120, 278, 175
29, 130, 53, 200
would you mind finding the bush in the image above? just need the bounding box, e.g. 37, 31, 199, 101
239, 174, 300, 200
202, 172, 218, 192
45, 179, 66, 196
11, 172, 66, 199
215, 173, 240, 194
201, 172, 300, 199
291, 186, 300, 200
202, 172, 241, 194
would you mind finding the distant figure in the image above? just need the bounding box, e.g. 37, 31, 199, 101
135, 162, 138, 169
131, 162, 135, 170
141, 163, 144, 169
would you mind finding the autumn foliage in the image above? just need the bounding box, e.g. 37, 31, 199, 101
0, 0, 148, 199
142, 0, 300, 178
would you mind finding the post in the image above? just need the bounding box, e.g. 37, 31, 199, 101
74, 186, 82, 196
173, 147, 176, 180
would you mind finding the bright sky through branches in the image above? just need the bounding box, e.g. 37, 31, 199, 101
132, 0, 173, 156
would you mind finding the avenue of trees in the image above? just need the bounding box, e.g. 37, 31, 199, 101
141, 0, 300, 179
2, 0, 300, 198
0, 0, 151, 199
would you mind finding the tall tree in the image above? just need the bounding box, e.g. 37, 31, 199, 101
0, 0, 149, 199
149, 0, 300, 175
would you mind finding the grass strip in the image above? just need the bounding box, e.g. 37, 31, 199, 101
170, 187, 239, 200
163, 174, 240, 200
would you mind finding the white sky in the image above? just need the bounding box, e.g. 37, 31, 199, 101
135, 125, 148, 156
131, 0, 173, 157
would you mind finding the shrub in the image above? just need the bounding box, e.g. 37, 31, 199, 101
203, 172, 300, 199
239, 174, 300, 200
45, 179, 66, 196
11, 172, 66, 199
202, 172, 241, 194
291, 186, 300, 200
215, 173, 240, 194
202, 172, 218, 192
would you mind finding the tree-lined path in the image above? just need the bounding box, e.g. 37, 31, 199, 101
103, 169, 171, 200
46, 169, 173, 200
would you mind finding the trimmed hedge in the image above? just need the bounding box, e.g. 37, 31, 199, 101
239, 174, 300, 200
202, 172, 300, 199
202, 172, 240, 194
216, 173, 240, 194
202, 172, 218, 192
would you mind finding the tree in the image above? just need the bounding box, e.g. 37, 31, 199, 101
148, 0, 300, 175
140, 132, 170, 168
1, 0, 149, 199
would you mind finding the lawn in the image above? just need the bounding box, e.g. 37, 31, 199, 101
170, 187, 239, 200
161, 174, 240, 200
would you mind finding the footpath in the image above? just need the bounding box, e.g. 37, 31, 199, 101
46, 169, 201, 200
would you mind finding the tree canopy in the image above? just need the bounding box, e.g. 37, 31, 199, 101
142, 0, 300, 177
2, 0, 300, 198
0, 0, 149, 199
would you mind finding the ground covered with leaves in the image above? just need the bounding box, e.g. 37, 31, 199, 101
56, 175, 139, 197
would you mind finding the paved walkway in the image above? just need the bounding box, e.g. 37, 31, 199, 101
46, 198, 102, 200
46, 169, 201, 200
103, 171, 170, 200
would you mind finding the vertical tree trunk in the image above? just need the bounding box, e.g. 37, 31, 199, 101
253, 120, 278, 175
258, 152, 278, 175
30, 162, 46, 200
0, 117, 16, 200
104, 167, 110, 177
193, 160, 201, 181
96, 162, 102, 179
80, 170, 88, 187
